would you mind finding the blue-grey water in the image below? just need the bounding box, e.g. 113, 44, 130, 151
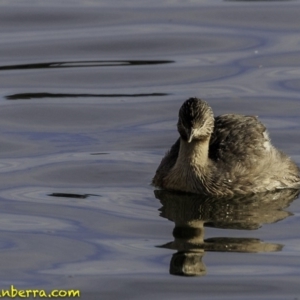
1, 0, 300, 299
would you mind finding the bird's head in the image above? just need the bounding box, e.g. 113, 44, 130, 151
177, 98, 214, 143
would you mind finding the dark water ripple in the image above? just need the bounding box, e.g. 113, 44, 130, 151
6, 92, 168, 100
0, 60, 174, 71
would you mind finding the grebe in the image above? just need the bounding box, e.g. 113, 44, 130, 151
152, 98, 300, 197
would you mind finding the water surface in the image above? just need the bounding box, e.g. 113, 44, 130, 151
0, 0, 300, 299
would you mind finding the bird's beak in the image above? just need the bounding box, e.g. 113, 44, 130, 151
187, 128, 195, 143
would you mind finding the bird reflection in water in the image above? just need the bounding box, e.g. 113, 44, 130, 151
155, 189, 299, 277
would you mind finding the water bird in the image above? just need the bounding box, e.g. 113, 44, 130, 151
152, 98, 300, 197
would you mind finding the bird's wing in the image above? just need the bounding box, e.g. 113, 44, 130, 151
152, 138, 180, 186
209, 114, 269, 164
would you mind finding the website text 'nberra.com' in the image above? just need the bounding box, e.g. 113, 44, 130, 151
0, 285, 80, 298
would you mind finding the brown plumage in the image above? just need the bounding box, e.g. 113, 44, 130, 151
152, 98, 300, 197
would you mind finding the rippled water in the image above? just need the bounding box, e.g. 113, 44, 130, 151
1, 0, 300, 299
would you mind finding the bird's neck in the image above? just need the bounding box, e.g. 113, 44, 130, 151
176, 137, 210, 169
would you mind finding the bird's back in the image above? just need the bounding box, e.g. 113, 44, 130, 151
209, 114, 269, 165
209, 114, 300, 193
